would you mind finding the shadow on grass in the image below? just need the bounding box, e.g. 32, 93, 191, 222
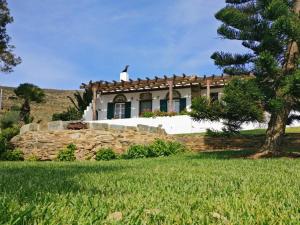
187, 149, 257, 160
0, 163, 130, 204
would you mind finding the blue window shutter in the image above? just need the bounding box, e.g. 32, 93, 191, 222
107, 103, 114, 119
160, 100, 167, 112
180, 98, 187, 112
125, 102, 131, 118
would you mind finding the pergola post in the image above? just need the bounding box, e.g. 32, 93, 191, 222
92, 86, 97, 120
206, 79, 211, 101
167, 80, 173, 112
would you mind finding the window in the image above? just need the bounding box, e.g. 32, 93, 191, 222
112, 94, 127, 119
113, 94, 127, 103
140, 100, 152, 115
114, 103, 125, 119
166, 90, 181, 99
139, 92, 152, 115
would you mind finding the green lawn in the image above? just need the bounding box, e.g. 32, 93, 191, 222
176, 126, 300, 137
1, 152, 300, 224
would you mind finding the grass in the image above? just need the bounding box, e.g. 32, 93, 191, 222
1, 152, 300, 224
176, 126, 300, 137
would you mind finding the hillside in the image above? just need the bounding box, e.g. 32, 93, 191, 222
0, 86, 79, 124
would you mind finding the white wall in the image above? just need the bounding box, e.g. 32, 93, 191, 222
83, 102, 93, 121
86, 115, 300, 135
95, 88, 192, 120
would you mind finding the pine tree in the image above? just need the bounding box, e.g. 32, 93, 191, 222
0, 0, 21, 72
211, 0, 300, 155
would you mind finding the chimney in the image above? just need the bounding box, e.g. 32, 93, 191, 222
120, 65, 129, 81
120, 71, 129, 81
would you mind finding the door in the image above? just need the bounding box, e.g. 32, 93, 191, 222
114, 103, 125, 119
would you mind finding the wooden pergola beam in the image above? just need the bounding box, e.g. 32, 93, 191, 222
81, 74, 248, 94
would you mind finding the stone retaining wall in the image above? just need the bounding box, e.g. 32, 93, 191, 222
20, 121, 166, 135
12, 121, 300, 161
12, 125, 170, 161
176, 134, 300, 151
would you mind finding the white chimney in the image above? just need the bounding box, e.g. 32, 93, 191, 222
120, 71, 129, 81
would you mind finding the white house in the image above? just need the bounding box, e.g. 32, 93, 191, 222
80, 70, 300, 134
81, 70, 227, 121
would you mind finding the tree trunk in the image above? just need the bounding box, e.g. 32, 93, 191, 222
20, 99, 30, 124
260, 107, 291, 154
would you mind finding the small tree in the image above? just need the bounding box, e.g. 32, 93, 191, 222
0, 0, 21, 72
191, 78, 265, 133
67, 88, 92, 115
14, 83, 45, 124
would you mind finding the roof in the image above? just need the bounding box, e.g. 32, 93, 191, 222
80, 74, 239, 94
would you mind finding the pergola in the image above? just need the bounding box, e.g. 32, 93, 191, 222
80, 74, 245, 120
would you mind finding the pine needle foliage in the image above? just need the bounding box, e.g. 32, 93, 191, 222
193, 0, 300, 152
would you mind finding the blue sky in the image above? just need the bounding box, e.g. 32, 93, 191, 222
0, 0, 243, 89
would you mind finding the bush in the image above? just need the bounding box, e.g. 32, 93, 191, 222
1, 149, 24, 161
1, 126, 20, 141
52, 107, 82, 121
141, 111, 155, 118
141, 111, 179, 118
123, 140, 187, 159
0, 111, 19, 129
27, 154, 40, 161
57, 144, 76, 161
123, 145, 149, 159
95, 148, 117, 161
167, 141, 187, 154
148, 139, 186, 157
0, 135, 7, 154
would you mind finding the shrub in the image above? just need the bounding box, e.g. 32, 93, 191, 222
142, 111, 155, 118
0, 111, 19, 129
154, 110, 178, 117
148, 139, 172, 157
52, 107, 82, 121
95, 148, 117, 161
57, 144, 76, 161
1, 149, 24, 161
10, 105, 21, 111
0, 135, 7, 154
27, 154, 40, 161
123, 140, 187, 159
148, 139, 186, 157
123, 145, 149, 159
1, 126, 20, 141
167, 141, 187, 154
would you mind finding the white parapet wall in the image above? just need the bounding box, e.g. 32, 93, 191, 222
86, 115, 300, 135
84, 116, 250, 134
83, 102, 93, 121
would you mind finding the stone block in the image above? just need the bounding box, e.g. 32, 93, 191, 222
125, 126, 138, 132
87, 122, 109, 130
109, 124, 126, 131
20, 123, 39, 135
137, 124, 150, 132
148, 126, 159, 133
48, 121, 64, 131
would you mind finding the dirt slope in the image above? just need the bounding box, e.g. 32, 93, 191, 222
0, 86, 79, 123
